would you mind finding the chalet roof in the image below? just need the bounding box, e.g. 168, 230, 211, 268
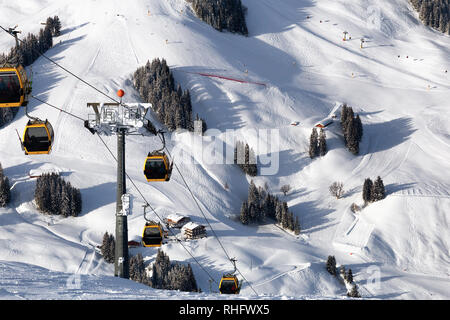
166, 213, 188, 223
182, 222, 205, 231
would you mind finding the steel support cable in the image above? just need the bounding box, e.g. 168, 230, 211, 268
1, 25, 235, 291
95, 133, 218, 286
0, 25, 120, 104
159, 135, 259, 296
31, 98, 219, 287
30, 94, 86, 122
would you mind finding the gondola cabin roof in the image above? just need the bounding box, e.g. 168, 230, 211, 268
22, 120, 54, 155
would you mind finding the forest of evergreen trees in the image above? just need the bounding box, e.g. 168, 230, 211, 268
0, 16, 61, 128
150, 249, 198, 292
99, 233, 198, 292
0, 162, 11, 207
240, 181, 300, 234
410, 0, 450, 34
189, 0, 249, 36
340, 104, 363, 155
34, 173, 82, 217
133, 58, 195, 131
234, 140, 258, 176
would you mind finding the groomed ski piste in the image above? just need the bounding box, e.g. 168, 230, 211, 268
0, 0, 449, 300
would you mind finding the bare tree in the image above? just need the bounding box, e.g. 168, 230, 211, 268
350, 203, 361, 213
329, 182, 345, 199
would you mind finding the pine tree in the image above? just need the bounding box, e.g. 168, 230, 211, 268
346, 116, 359, 155
326, 255, 337, 276
362, 178, 373, 204
371, 176, 385, 202
319, 128, 327, 156
240, 201, 249, 225
60, 187, 71, 217
281, 202, 289, 229
0, 163, 11, 207
347, 268, 353, 283
309, 128, 319, 159
294, 216, 301, 235
347, 283, 361, 298
129, 253, 149, 284
275, 201, 283, 223
341, 104, 349, 131
53, 16, 62, 36
355, 114, 363, 142
100, 232, 115, 264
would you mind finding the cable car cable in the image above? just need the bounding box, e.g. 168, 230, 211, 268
2, 24, 226, 289
95, 132, 218, 286
0, 25, 120, 104
13, 78, 219, 286
30, 94, 86, 122
159, 135, 259, 296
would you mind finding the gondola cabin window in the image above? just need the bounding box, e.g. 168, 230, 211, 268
0, 71, 21, 104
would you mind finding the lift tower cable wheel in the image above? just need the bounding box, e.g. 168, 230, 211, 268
85, 89, 153, 279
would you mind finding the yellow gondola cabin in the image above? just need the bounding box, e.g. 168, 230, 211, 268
22, 119, 54, 155
0, 65, 31, 108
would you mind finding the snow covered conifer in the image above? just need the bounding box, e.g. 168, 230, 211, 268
240, 201, 249, 225
309, 128, 319, 158
319, 128, 327, 156
294, 216, 301, 235
355, 114, 363, 142
100, 232, 115, 264
341, 103, 349, 131
129, 253, 149, 285
326, 255, 337, 276
371, 176, 386, 202
347, 268, 354, 283
0, 163, 11, 207
347, 283, 361, 298
346, 116, 359, 155
362, 178, 373, 204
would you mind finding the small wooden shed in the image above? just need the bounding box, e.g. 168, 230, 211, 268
315, 119, 333, 128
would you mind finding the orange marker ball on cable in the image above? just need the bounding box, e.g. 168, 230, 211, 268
117, 89, 125, 98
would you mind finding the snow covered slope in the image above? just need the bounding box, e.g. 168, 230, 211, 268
0, 0, 449, 299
